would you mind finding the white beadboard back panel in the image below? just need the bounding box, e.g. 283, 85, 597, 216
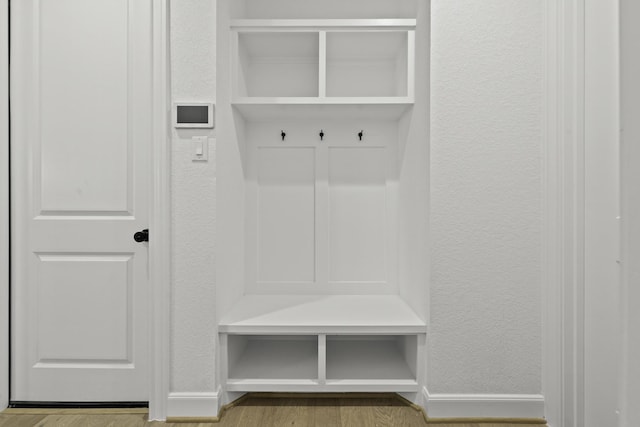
328, 147, 387, 283
170, 0, 217, 393
256, 147, 316, 283
429, 0, 543, 394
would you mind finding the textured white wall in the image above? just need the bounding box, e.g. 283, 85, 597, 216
169, 0, 217, 392
168, 0, 544, 396
429, 0, 543, 394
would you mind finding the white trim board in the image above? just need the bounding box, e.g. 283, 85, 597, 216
148, 0, 172, 421
583, 0, 620, 425
422, 388, 545, 419
620, 1, 640, 425
542, 0, 586, 426
541, 1, 562, 422
230, 19, 416, 30
0, 0, 10, 412
167, 390, 222, 418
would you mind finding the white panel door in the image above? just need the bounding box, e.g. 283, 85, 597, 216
10, 0, 152, 402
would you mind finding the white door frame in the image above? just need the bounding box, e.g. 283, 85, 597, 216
545, 1, 625, 426
0, 0, 171, 420
620, 1, 640, 424
0, 0, 10, 412
148, 0, 171, 421
542, 1, 586, 425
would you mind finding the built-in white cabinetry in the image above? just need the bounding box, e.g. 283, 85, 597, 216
232, 21, 414, 103
217, 0, 429, 403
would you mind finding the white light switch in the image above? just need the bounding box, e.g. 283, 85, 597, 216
192, 136, 208, 161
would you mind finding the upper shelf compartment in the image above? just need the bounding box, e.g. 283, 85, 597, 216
231, 19, 416, 108
326, 31, 409, 98
236, 31, 319, 98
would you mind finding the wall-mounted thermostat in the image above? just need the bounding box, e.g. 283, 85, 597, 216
173, 103, 214, 128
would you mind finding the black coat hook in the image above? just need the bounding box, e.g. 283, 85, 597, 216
358, 130, 364, 141
319, 130, 324, 141
281, 130, 286, 141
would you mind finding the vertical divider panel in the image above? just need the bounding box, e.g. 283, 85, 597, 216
318, 31, 327, 98
315, 144, 329, 286
231, 31, 239, 100
245, 144, 258, 288
416, 334, 426, 389
386, 139, 399, 291
406, 30, 415, 102
220, 334, 229, 385
399, 335, 418, 379
318, 334, 327, 384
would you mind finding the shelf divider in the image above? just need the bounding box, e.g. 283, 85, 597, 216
319, 31, 327, 98
407, 30, 416, 102
318, 334, 327, 385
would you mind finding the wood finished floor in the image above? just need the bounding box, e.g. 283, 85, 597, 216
0, 396, 547, 427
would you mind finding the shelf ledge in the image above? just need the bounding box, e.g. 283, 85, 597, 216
232, 97, 414, 105
219, 294, 427, 334
231, 19, 417, 31
232, 101, 414, 120
226, 379, 419, 393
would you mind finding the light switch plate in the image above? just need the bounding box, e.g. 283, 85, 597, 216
192, 136, 208, 161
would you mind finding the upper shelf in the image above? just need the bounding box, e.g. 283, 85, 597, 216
231, 19, 416, 108
231, 19, 417, 30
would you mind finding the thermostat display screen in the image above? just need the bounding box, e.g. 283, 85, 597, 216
177, 105, 209, 124
173, 103, 214, 128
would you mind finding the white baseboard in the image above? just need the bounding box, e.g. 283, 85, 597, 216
422, 387, 545, 419
167, 388, 222, 418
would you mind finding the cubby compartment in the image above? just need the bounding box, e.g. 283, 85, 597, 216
236, 32, 319, 98
326, 32, 410, 98
326, 335, 417, 381
222, 332, 421, 392
227, 335, 318, 381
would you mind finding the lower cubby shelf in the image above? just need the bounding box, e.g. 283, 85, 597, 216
326, 335, 416, 380
220, 295, 426, 392
223, 333, 421, 392
228, 335, 318, 380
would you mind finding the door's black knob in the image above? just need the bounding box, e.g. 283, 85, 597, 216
134, 229, 149, 242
